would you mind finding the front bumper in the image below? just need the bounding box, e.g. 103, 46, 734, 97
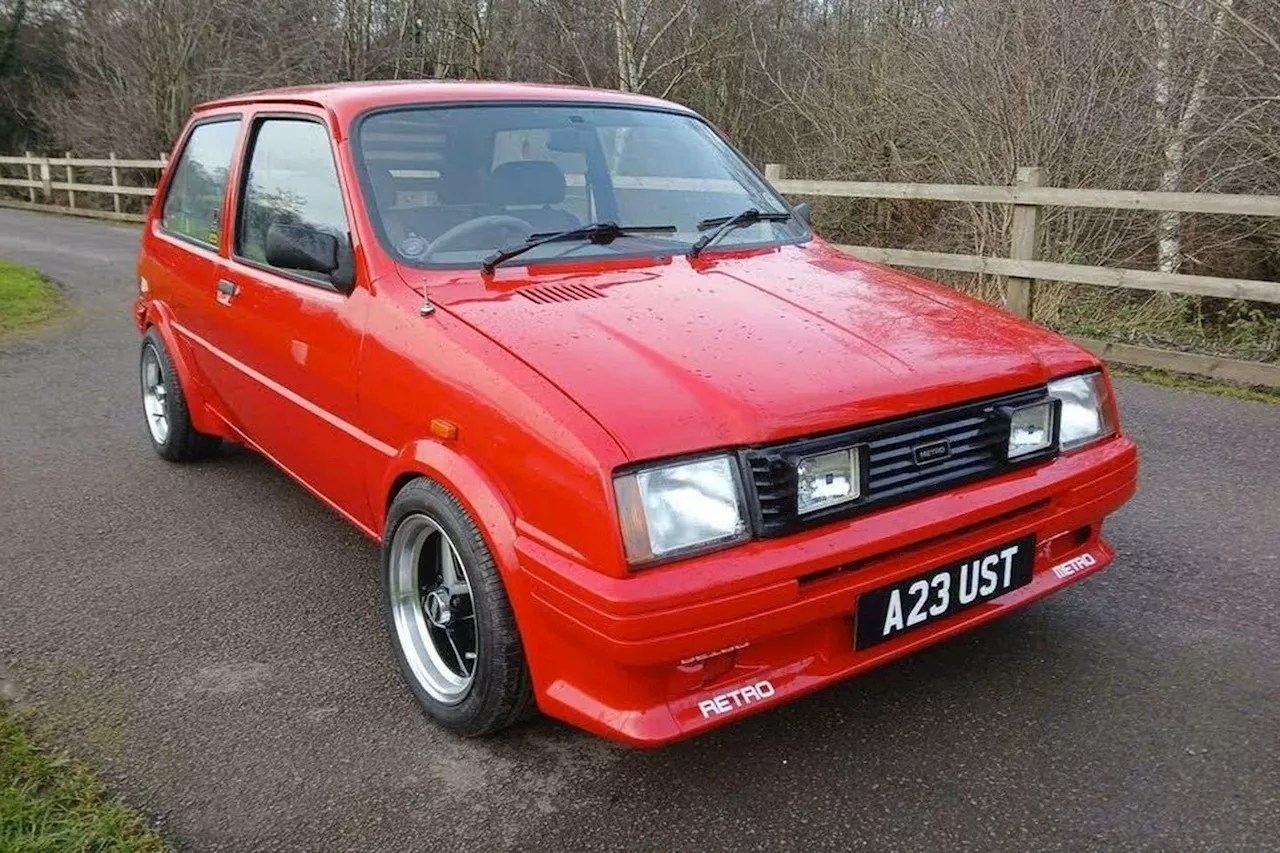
515, 435, 1138, 746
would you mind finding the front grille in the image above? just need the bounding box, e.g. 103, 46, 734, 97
742, 387, 1053, 537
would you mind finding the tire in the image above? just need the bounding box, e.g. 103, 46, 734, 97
139, 327, 220, 462
382, 476, 535, 736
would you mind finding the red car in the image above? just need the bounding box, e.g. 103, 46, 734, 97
134, 81, 1137, 746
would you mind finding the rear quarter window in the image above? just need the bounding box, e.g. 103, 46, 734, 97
161, 119, 241, 247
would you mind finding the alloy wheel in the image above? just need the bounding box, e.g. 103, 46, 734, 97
141, 343, 170, 445
388, 513, 478, 704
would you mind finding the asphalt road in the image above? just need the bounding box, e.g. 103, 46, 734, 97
1, 207, 1277, 853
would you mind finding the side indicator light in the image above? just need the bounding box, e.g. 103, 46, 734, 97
430, 418, 458, 440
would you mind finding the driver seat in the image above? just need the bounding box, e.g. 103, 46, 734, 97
488, 161, 580, 234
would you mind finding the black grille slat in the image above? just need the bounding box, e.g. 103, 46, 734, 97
518, 283, 605, 304
868, 460, 996, 502
868, 435, 1003, 471
743, 386, 1054, 537
868, 444, 995, 479
866, 416, 991, 450
868, 449, 1000, 490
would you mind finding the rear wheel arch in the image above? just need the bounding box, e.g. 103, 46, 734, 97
139, 327, 221, 461
139, 303, 226, 439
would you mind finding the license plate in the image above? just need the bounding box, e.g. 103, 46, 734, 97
855, 535, 1036, 649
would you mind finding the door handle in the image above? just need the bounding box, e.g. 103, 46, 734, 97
216, 279, 238, 304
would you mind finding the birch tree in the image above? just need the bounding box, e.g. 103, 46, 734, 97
1150, 0, 1234, 273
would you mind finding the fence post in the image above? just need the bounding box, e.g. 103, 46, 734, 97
64, 152, 76, 209
109, 152, 122, 214
1005, 166, 1042, 319
38, 156, 52, 200
764, 163, 787, 183
23, 151, 37, 203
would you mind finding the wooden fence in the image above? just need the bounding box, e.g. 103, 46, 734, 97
0, 152, 167, 223
0, 152, 1276, 386
765, 163, 1280, 388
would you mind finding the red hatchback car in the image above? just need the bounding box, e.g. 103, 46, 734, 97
134, 81, 1137, 746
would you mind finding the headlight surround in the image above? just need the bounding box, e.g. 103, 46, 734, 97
1048, 371, 1117, 450
613, 454, 749, 566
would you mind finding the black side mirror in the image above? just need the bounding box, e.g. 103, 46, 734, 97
793, 201, 813, 226
266, 222, 356, 293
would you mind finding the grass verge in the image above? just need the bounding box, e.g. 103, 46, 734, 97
0, 706, 168, 852
1110, 365, 1280, 405
0, 260, 63, 336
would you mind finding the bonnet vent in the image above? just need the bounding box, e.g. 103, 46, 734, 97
517, 284, 605, 304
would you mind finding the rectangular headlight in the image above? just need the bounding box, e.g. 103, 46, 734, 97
613, 454, 748, 565
796, 448, 861, 514
1049, 371, 1116, 450
1005, 401, 1056, 460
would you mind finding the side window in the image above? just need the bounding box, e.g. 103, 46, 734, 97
236, 118, 349, 281
161, 119, 241, 247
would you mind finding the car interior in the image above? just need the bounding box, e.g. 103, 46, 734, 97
358, 107, 797, 265
363, 120, 591, 259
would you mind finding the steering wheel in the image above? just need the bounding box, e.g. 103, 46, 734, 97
420, 215, 532, 263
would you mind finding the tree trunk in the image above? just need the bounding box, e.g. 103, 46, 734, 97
614, 0, 637, 92
1152, 0, 1234, 274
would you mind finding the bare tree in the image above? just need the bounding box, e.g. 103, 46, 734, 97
3, 0, 1275, 298
1150, 0, 1235, 273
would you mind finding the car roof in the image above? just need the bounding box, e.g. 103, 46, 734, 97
194, 80, 695, 122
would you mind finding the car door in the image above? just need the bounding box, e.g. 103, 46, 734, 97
208, 110, 377, 530
144, 115, 244, 414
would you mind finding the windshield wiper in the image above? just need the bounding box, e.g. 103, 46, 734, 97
481, 221, 677, 274
688, 208, 794, 258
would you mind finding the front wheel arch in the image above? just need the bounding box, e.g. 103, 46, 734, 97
379, 441, 521, 574
382, 475, 536, 734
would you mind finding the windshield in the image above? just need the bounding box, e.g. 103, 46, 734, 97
355, 104, 807, 268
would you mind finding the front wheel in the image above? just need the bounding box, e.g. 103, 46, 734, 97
383, 477, 535, 735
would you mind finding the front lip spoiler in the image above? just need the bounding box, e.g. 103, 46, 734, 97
570, 533, 1119, 748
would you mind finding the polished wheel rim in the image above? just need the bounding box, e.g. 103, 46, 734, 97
389, 514, 477, 704
141, 344, 170, 445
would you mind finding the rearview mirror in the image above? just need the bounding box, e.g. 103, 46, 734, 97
546, 127, 590, 152
265, 222, 355, 292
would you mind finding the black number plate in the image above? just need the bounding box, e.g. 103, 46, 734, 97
855, 535, 1036, 650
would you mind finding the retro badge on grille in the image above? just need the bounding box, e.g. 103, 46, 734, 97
911, 438, 951, 466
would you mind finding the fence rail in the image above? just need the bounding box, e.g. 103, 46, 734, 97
0, 153, 165, 222
766, 163, 1280, 388
1, 153, 1276, 386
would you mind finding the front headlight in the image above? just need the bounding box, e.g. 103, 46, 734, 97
1048, 371, 1116, 450
613, 454, 748, 565
1005, 400, 1057, 460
